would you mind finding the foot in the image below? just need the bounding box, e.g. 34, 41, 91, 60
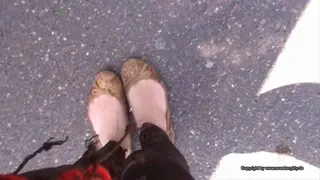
87, 71, 132, 156
121, 58, 174, 143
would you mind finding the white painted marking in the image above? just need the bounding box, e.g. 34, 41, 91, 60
211, 151, 320, 180
258, 0, 320, 95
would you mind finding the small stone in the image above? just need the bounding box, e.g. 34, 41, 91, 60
275, 144, 292, 154
190, 129, 195, 135
154, 37, 166, 50
205, 61, 214, 68
260, 19, 266, 25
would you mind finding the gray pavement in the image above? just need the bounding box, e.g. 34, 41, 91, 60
0, 0, 319, 179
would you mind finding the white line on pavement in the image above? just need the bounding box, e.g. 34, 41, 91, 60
258, 0, 320, 95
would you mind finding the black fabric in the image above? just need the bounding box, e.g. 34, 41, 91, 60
122, 123, 194, 180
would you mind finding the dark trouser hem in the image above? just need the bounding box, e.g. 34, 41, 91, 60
139, 123, 189, 172
122, 123, 193, 180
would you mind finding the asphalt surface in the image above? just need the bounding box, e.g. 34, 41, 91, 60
0, 0, 319, 179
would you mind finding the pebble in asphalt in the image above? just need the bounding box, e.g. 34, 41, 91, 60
0, 0, 319, 179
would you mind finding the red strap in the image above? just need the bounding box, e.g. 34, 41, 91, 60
0, 175, 27, 180
0, 165, 112, 180
57, 165, 112, 180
